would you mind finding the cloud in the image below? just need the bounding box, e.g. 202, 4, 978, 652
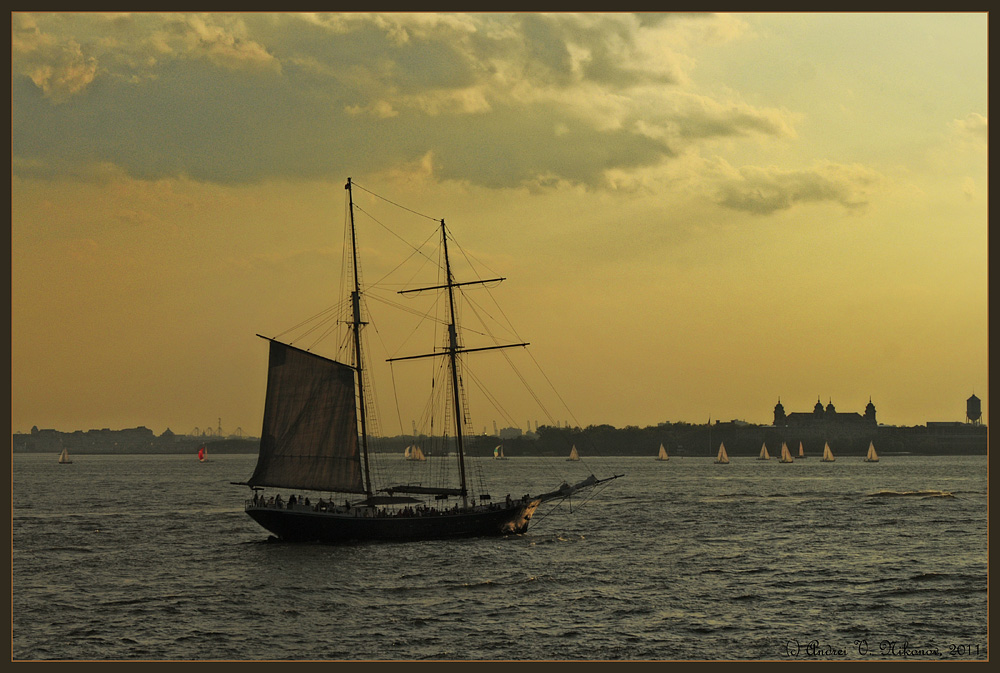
12, 12, 792, 190
12, 14, 98, 103
713, 161, 885, 215
950, 112, 987, 144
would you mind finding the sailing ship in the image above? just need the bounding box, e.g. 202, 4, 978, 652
864, 441, 879, 463
567, 445, 581, 461
493, 445, 507, 460
404, 445, 426, 461
821, 442, 835, 462
798, 441, 807, 459
714, 442, 729, 464
656, 443, 669, 461
757, 443, 770, 460
58, 448, 72, 464
237, 178, 620, 543
779, 442, 794, 463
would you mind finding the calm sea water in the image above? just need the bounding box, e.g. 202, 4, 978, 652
12, 451, 988, 661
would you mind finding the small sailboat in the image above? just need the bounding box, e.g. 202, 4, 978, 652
798, 441, 807, 459
757, 443, 770, 460
567, 445, 580, 461
404, 445, 426, 461
821, 442, 835, 462
779, 442, 794, 463
198, 445, 207, 462
493, 445, 507, 460
864, 441, 879, 463
714, 442, 729, 464
656, 443, 669, 461
58, 448, 72, 464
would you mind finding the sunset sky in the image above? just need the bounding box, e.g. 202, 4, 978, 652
11, 12, 988, 438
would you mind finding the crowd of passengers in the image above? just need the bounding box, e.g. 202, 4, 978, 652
250, 491, 525, 515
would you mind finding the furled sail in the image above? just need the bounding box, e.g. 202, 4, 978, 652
248, 339, 365, 493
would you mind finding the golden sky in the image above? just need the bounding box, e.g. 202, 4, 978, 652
11, 13, 988, 437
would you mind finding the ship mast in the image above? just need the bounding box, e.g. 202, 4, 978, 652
440, 220, 470, 507
388, 220, 528, 509
345, 178, 373, 499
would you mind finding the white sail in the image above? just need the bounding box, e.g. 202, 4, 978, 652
406, 445, 426, 461
865, 441, 879, 462
821, 442, 835, 462
58, 448, 71, 464
798, 441, 806, 458
657, 443, 669, 461
715, 442, 729, 464
567, 445, 580, 461
758, 443, 770, 460
494, 445, 507, 460
779, 442, 794, 463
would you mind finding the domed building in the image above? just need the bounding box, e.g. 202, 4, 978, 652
774, 397, 877, 428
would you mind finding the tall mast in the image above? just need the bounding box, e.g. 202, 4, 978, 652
345, 178, 373, 498
440, 220, 470, 507
387, 218, 529, 507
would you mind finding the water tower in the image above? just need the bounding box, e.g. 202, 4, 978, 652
966, 394, 982, 425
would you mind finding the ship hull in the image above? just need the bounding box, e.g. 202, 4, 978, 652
246, 500, 542, 543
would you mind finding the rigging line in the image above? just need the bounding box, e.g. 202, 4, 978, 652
305, 315, 346, 353
352, 181, 441, 223
388, 360, 406, 448
457, 287, 521, 342
365, 292, 450, 362
524, 347, 582, 429
462, 364, 519, 429
271, 302, 346, 343
448, 231, 507, 292
353, 204, 441, 285
498, 346, 555, 424
366, 290, 448, 325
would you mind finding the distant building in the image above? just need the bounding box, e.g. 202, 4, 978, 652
773, 397, 877, 428
967, 394, 982, 425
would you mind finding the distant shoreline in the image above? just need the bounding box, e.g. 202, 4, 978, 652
12, 420, 987, 458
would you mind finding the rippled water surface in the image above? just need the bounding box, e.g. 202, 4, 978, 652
12, 452, 988, 661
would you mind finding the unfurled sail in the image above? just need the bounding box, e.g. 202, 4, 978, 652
198, 446, 206, 462
821, 442, 835, 462
758, 443, 770, 460
865, 441, 879, 463
405, 445, 426, 461
779, 442, 794, 463
657, 443, 669, 461
715, 442, 729, 464
248, 339, 365, 493
494, 445, 507, 460
798, 442, 806, 458
58, 448, 71, 464
567, 445, 580, 461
